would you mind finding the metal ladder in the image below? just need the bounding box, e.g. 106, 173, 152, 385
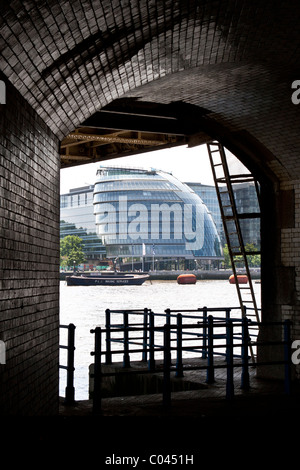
207, 142, 261, 358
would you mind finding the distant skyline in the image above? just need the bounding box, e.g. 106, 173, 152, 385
60, 144, 215, 194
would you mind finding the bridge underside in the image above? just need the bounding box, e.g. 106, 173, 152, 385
0, 0, 300, 415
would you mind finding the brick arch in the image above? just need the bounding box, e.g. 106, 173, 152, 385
1, 0, 300, 414
1, 1, 299, 184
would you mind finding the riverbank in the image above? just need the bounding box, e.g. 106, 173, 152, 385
60, 269, 261, 281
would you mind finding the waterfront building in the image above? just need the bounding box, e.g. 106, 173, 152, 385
233, 182, 260, 248
93, 166, 223, 270
60, 185, 106, 268
186, 182, 225, 245
60, 174, 259, 270
186, 181, 260, 248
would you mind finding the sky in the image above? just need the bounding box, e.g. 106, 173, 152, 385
60, 144, 216, 194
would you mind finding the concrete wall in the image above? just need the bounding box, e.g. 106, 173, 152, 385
0, 76, 60, 415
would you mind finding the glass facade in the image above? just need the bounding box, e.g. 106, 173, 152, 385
233, 182, 260, 248
59, 174, 259, 270
186, 182, 260, 248
93, 167, 223, 264
60, 185, 106, 264
186, 182, 225, 245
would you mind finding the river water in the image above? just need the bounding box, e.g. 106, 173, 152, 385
59, 278, 261, 400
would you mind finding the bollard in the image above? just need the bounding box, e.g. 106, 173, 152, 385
163, 324, 171, 409
175, 314, 183, 378
206, 315, 215, 384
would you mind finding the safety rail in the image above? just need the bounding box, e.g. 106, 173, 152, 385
90, 312, 292, 414
102, 306, 258, 369
59, 323, 76, 405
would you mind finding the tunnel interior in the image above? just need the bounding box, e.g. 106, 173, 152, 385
1, 0, 300, 415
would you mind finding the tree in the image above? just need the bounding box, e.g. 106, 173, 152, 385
222, 244, 231, 269
222, 243, 260, 269
60, 235, 85, 268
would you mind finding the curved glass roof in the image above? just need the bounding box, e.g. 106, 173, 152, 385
93, 166, 222, 259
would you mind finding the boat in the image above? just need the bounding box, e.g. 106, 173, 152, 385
177, 273, 197, 284
66, 272, 150, 286
229, 274, 248, 284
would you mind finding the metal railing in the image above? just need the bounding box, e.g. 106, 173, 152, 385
59, 323, 76, 405
89, 308, 293, 414
101, 306, 253, 368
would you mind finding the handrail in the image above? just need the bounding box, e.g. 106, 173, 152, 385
89, 311, 292, 414
59, 323, 76, 405
102, 306, 252, 368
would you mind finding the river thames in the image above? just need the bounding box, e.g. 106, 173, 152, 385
59, 278, 261, 400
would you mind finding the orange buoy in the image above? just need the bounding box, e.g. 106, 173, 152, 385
177, 273, 197, 284
229, 274, 248, 284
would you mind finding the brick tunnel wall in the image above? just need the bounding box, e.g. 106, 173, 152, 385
0, 77, 60, 415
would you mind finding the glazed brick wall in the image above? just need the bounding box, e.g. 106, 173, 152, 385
0, 76, 60, 415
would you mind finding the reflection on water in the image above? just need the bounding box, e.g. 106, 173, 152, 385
59, 279, 261, 399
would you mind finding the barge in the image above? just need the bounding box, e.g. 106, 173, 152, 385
66, 272, 149, 286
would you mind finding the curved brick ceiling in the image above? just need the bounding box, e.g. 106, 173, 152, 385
1, 0, 300, 180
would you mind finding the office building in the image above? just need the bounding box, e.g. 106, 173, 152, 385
93, 166, 223, 270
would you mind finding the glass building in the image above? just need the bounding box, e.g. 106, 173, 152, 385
186, 181, 260, 248
60, 185, 106, 268
233, 182, 260, 248
186, 182, 225, 246
93, 166, 223, 269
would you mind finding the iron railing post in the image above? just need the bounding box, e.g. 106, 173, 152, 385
202, 306, 208, 359
284, 319, 292, 395
175, 314, 183, 378
241, 317, 250, 390
142, 308, 148, 362
91, 326, 102, 415
148, 310, 155, 371
165, 308, 171, 326
105, 309, 112, 364
123, 311, 130, 368
226, 319, 234, 400
64, 323, 76, 405
163, 324, 171, 409
206, 315, 215, 384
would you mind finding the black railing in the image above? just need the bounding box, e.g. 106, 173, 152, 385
102, 306, 252, 369
89, 308, 293, 414
59, 323, 76, 405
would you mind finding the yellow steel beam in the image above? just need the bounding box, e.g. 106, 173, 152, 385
62, 132, 165, 147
